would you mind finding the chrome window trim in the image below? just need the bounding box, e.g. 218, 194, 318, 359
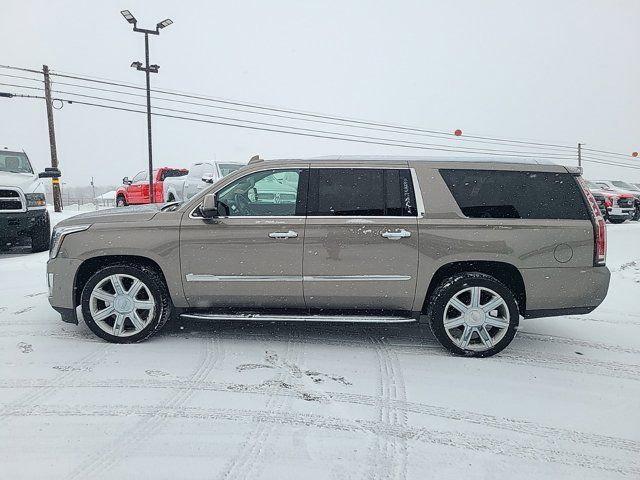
186, 274, 412, 282
410, 167, 426, 218
188, 166, 304, 219
188, 165, 425, 219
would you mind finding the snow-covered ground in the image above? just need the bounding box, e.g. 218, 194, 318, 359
1, 211, 639, 479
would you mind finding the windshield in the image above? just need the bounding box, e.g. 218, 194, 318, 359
0, 151, 33, 174
611, 180, 640, 191
218, 163, 243, 177
585, 180, 599, 189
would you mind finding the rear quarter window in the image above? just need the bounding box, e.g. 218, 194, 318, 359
440, 169, 589, 220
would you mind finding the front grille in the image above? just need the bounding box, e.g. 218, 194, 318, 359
0, 199, 22, 210
0, 188, 24, 211
0, 189, 19, 198
618, 198, 634, 208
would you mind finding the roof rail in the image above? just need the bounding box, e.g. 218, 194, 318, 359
248, 155, 262, 165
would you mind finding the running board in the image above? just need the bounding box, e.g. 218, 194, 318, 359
179, 312, 416, 324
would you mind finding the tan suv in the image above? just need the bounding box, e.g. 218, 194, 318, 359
46, 156, 610, 357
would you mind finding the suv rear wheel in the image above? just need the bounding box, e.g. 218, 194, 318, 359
80, 264, 172, 343
427, 273, 519, 357
116, 195, 127, 207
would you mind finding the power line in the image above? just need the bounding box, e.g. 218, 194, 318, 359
0, 81, 578, 158
2, 64, 637, 170
23, 94, 588, 158
43, 77, 579, 153
582, 147, 637, 160
45, 67, 579, 150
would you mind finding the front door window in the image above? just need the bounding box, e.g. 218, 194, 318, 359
217, 169, 303, 216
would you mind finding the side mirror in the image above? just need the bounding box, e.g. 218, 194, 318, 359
201, 193, 219, 218
202, 173, 215, 184
38, 167, 61, 179
122, 176, 132, 185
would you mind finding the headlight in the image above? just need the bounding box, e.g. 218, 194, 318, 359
50, 225, 91, 259
25, 193, 46, 208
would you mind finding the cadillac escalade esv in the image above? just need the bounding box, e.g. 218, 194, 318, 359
46, 156, 610, 357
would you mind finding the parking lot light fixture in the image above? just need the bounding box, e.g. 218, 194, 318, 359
120, 9, 173, 203
120, 10, 137, 25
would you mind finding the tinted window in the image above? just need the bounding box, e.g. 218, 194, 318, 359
440, 169, 589, 220
307, 168, 416, 216
217, 169, 305, 216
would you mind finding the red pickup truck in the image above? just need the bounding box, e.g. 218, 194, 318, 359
116, 167, 188, 206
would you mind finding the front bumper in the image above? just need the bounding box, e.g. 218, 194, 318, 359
47, 257, 83, 323
0, 208, 48, 239
607, 207, 634, 219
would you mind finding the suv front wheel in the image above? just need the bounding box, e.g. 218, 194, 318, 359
427, 273, 519, 357
80, 264, 172, 343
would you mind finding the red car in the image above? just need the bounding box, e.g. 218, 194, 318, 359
116, 167, 188, 206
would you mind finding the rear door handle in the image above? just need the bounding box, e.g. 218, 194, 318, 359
381, 229, 411, 240
269, 230, 298, 239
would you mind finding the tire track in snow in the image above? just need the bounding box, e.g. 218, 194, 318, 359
65, 336, 223, 480
217, 331, 304, 480
6, 403, 638, 477
0, 344, 113, 426
367, 334, 408, 480
517, 332, 640, 355
2, 377, 638, 453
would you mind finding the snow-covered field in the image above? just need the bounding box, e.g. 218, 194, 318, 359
1, 211, 639, 479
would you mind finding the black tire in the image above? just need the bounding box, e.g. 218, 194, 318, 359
608, 218, 626, 224
31, 212, 51, 253
80, 263, 172, 343
116, 196, 127, 207
426, 272, 520, 357
632, 204, 640, 221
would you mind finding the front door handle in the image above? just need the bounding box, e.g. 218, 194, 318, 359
269, 230, 298, 239
381, 229, 411, 240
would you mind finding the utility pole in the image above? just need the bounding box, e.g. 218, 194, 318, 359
120, 10, 173, 204
578, 142, 583, 168
90, 176, 97, 210
43, 65, 63, 212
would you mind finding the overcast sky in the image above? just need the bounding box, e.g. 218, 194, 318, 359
1, 0, 639, 186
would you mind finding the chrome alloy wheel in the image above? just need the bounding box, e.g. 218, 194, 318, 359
443, 286, 510, 352
89, 274, 156, 337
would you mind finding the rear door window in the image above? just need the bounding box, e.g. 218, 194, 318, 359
440, 169, 589, 220
307, 168, 416, 216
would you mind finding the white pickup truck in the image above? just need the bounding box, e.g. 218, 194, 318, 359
162, 161, 245, 202
0, 146, 60, 252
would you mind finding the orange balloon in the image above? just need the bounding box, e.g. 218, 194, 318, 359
454, 129, 462, 136
632, 151, 638, 157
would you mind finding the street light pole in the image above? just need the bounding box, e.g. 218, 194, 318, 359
143, 32, 154, 203
120, 10, 173, 204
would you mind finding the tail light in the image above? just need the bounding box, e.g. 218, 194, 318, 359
576, 177, 606, 266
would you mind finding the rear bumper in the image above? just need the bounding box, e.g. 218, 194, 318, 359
521, 266, 610, 315
0, 209, 47, 239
